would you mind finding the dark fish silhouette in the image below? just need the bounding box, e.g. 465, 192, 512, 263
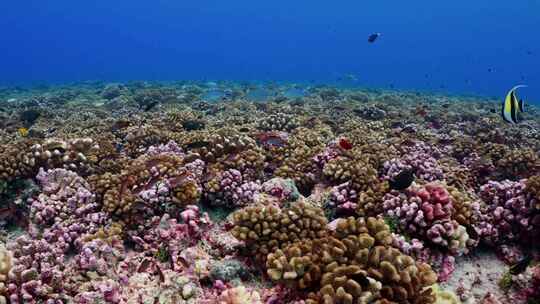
185, 141, 211, 150
368, 33, 381, 43
509, 254, 532, 275
141, 101, 159, 112
389, 169, 415, 190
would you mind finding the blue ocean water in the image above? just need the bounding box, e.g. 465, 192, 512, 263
1, 0, 539, 101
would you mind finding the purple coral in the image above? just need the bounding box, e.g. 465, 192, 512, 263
7, 236, 68, 304
129, 206, 211, 271
207, 169, 261, 207
392, 233, 456, 282
473, 179, 536, 244
30, 168, 97, 226
383, 183, 472, 254
326, 182, 358, 213
74, 239, 124, 275
382, 141, 444, 182
146, 140, 184, 156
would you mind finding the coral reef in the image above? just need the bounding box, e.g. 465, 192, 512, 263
1, 82, 539, 303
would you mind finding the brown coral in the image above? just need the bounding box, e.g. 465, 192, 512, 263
447, 186, 474, 226
90, 153, 202, 217
275, 143, 323, 191
323, 155, 378, 192
231, 202, 328, 262
526, 175, 540, 211
263, 217, 437, 304
0, 244, 11, 303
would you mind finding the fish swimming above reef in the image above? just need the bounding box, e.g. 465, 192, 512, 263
509, 254, 532, 275
368, 33, 381, 43
338, 138, 353, 150
141, 101, 160, 112
17, 127, 29, 137
389, 169, 415, 190
501, 85, 527, 124
185, 141, 211, 150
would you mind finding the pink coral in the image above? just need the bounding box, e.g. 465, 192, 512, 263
207, 169, 261, 207
326, 182, 358, 213
383, 183, 472, 254
385, 141, 445, 182
474, 179, 536, 244
7, 236, 68, 304
129, 206, 211, 272
30, 168, 97, 226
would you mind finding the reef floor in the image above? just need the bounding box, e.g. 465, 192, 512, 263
0, 82, 539, 304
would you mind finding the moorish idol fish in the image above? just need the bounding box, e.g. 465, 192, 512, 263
501, 85, 527, 124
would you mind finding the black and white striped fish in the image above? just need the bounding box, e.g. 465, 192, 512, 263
501, 85, 527, 124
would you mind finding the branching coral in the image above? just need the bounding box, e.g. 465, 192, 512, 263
275, 143, 323, 191
29, 137, 100, 175
322, 155, 378, 192
128, 207, 211, 270
204, 168, 261, 208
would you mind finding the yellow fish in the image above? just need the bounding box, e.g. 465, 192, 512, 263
17, 127, 29, 137
502, 85, 527, 124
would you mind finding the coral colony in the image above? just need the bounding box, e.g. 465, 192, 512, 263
0, 82, 539, 304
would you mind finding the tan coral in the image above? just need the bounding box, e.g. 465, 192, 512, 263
231, 202, 328, 262
0, 244, 12, 304
0, 139, 35, 181
447, 186, 474, 226
218, 285, 262, 304
322, 155, 378, 192
526, 175, 540, 210
356, 181, 390, 217
271, 217, 437, 304
266, 240, 323, 289
275, 143, 323, 190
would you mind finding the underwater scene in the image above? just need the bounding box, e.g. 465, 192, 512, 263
1, 1, 540, 304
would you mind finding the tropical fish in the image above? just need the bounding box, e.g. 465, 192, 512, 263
509, 254, 532, 275
389, 169, 415, 190
338, 138, 353, 150
501, 85, 527, 124
185, 141, 211, 150
368, 33, 381, 43
17, 127, 29, 137
142, 101, 159, 112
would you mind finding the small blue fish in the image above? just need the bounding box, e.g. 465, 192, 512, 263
368, 33, 381, 43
